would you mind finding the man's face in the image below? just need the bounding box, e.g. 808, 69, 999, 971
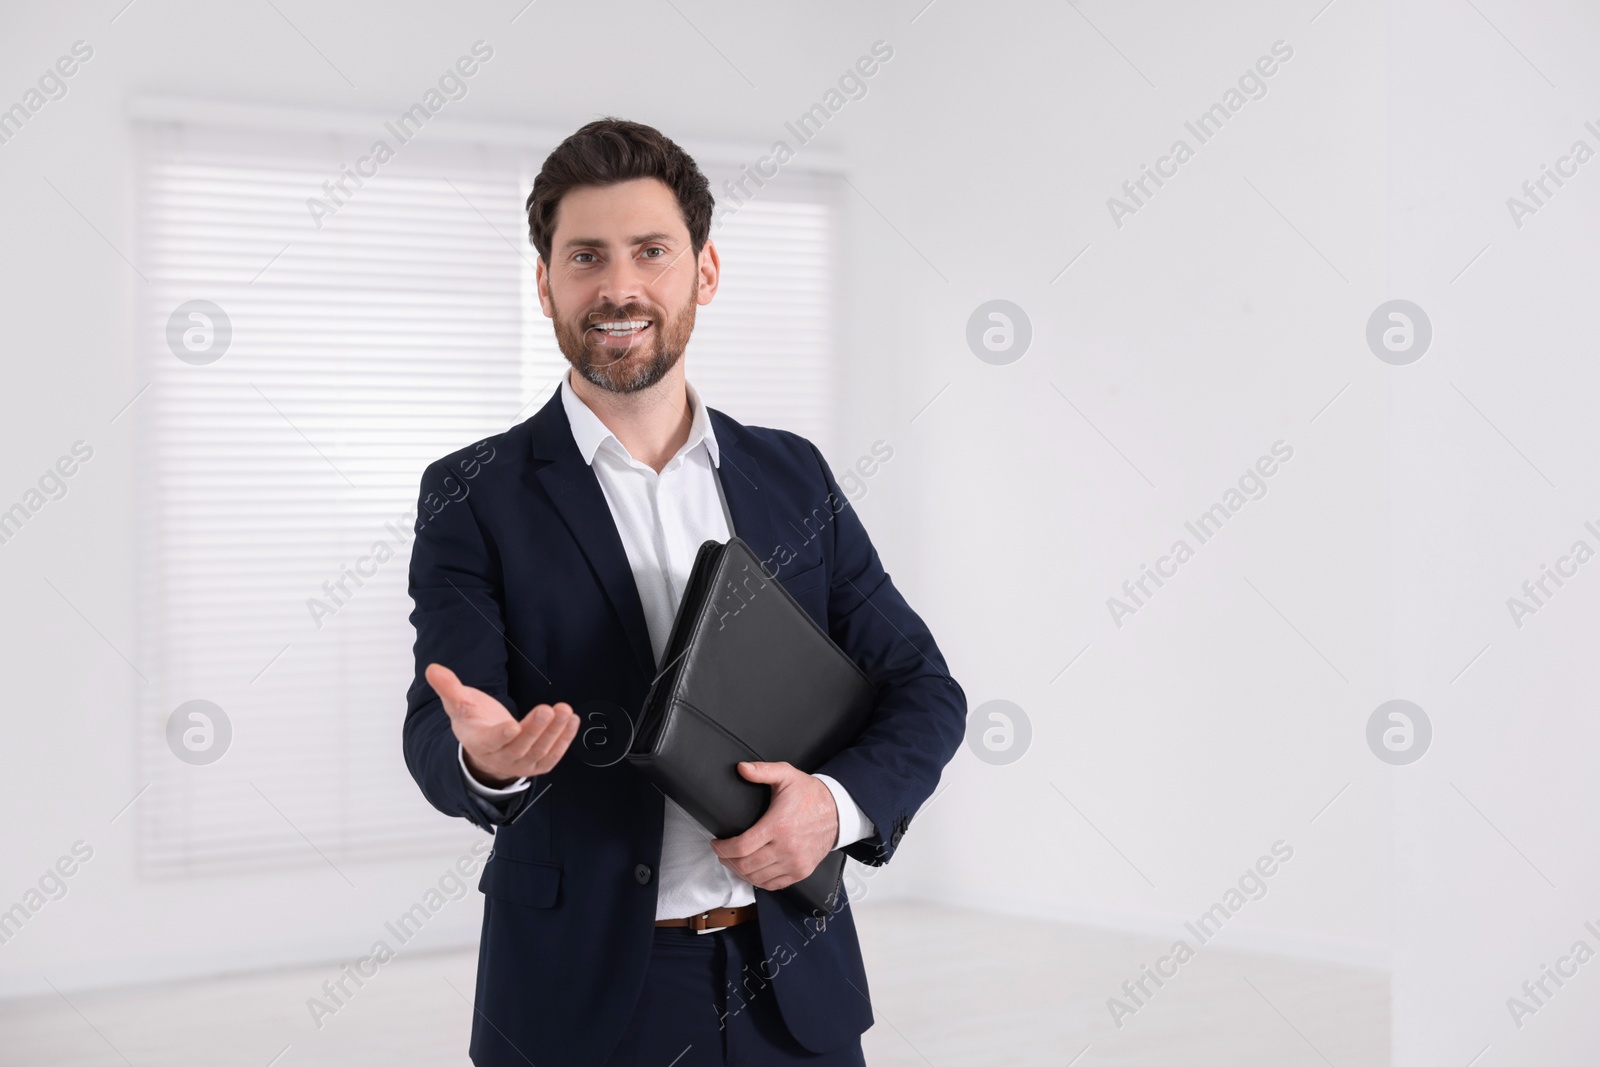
537, 177, 718, 394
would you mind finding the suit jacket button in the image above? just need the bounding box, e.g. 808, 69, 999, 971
634, 863, 652, 885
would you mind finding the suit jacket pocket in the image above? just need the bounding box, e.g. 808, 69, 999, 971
777, 559, 825, 598
478, 854, 562, 908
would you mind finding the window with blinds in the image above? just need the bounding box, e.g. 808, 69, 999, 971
134, 118, 838, 877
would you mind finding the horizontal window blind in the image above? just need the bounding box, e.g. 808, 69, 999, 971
135, 118, 838, 877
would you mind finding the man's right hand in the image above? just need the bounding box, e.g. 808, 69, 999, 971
425, 663, 580, 788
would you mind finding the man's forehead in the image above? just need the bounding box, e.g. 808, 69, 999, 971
554, 179, 688, 246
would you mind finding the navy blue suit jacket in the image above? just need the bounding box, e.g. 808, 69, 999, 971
403, 386, 966, 1065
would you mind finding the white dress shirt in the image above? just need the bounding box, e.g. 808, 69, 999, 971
460, 369, 874, 920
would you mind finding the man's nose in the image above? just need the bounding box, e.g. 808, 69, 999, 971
595, 257, 650, 309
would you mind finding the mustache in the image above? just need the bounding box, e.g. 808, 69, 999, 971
582, 303, 658, 326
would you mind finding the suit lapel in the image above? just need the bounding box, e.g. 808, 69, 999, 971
528, 390, 658, 682
710, 409, 781, 577
524, 389, 784, 686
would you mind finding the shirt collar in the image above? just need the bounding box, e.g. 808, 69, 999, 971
559, 368, 721, 469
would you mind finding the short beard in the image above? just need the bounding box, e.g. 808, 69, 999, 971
551, 284, 697, 395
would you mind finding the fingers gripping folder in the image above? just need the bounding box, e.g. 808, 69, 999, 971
626, 536, 876, 912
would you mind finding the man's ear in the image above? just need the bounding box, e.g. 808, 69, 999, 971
535, 256, 554, 318
695, 239, 721, 307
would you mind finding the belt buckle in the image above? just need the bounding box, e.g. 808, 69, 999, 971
688, 910, 715, 932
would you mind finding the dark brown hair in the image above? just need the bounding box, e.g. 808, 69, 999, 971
525, 118, 714, 264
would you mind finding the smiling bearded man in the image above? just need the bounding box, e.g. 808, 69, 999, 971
402, 117, 967, 1066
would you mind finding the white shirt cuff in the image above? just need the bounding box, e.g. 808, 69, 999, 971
814, 773, 874, 850
459, 743, 531, 797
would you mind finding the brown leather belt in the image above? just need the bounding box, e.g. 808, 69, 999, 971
654, 904, 757, 931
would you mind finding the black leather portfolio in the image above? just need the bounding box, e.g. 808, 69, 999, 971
626, 536, 877, 913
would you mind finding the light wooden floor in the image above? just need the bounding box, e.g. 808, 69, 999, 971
0, 900, 1387, 1065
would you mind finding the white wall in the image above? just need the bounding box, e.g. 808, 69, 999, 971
1388, 0, 1600, 1060
845, 0, 1392, 970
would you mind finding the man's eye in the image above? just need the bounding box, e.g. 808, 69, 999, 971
643, 247, 664, 258
573, 252, 595, 263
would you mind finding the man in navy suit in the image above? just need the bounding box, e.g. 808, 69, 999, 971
404, 118, 966, 1065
